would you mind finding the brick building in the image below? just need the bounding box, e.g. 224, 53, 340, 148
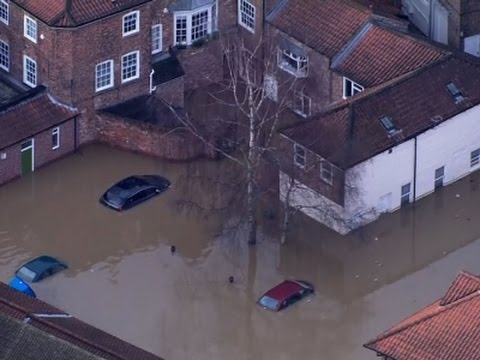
0, 85, 79, 185
0, 0, 238, 150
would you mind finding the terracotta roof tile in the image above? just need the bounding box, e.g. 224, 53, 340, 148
364, 271, 480, 360
268, 0, 372, 58
332, 24, 449, 87
0, 86, 79, 149
12, 0, 152, 26
280, 55, 480, 169
0, 282, 164, 360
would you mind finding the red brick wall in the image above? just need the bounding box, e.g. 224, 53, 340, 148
267, 27, 341, 115
0, 119, 76, 185
96, 113, 207, 160
154, 77, 185, 107
34, 119, 77, 168
0, 144, 21, 185
274, 134, 345, 206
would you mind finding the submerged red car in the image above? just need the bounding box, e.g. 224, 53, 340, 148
258, 280, 314, 311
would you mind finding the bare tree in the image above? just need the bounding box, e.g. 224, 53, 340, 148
163, 34, 297, 245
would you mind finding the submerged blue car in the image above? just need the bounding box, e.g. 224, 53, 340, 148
8, 255, 68, 298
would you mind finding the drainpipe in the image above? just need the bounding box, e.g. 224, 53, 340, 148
74, 115, 78, 151
413, 136, 418, 202
149, 69, 156, 94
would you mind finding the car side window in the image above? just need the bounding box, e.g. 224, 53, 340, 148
130, 191, 146, 203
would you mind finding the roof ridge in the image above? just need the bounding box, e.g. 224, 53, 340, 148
0, 86, 47, 114
364, 288, 480, 349
331, 22, 373, 69
0, 294, 139, 360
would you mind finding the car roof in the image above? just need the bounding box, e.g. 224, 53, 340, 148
263, 280, 304, 302
21, 256, 65, 273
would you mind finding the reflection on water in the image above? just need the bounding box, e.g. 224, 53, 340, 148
1, 144, 480, 360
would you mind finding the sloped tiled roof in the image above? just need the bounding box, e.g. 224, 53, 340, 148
0, 282, 164, 360
11, 0, 152, 27
0, 314, 101, 360
0, 86, 79, 149
280, 55, 480, 169
267, 0, 372, 58
364, 271, 480, 360
332, 23, 449, 87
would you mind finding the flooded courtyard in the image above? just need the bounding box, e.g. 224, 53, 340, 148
1, 144, 480, 360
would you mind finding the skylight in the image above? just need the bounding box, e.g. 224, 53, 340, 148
446, 82, 465, 104
380, 116, 396, 136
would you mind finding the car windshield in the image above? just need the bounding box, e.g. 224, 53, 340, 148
116, 177, 147, 190
259, 296, 279, 310
104, 190, 125, 206
16, 266, 37, 282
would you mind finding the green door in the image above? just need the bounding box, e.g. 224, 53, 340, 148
21, 140, 33, 175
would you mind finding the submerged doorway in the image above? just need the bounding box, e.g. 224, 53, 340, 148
21, 139, 34, 175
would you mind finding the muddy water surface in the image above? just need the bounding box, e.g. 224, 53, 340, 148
1, 144, 480, 360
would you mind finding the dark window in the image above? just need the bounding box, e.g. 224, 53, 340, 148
380, 116, 396, 136
446, 82, 464, 104
401, 183, 411, 206
434, 166, 444, 189
471, 149, 480, 167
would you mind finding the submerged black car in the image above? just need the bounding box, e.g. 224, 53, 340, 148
100, 175, 171, 211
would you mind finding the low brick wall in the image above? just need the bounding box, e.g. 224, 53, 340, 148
96, 113, 208, 161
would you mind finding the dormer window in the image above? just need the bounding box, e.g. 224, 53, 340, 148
343, 77, 364, 98
380, 116, 397, 136
123, 11, 140, 37
171, 0, 217, 46
277, 37, 308, 78
446, 82, 464, 104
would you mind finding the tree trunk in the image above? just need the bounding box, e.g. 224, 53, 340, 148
246, 73, 258, 245
280, 176, 295, 244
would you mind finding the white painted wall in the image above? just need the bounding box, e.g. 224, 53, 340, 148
286, 104, 480, 234
415, 105, 480, 198
344, 139, 415, 222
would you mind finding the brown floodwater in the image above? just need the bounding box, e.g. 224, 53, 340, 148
1, 144, 480, 360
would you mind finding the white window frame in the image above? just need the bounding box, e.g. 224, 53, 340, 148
121, 50, 140, 83
0, 0, 9, 25
293, 91, 311, 117
95, 60, 114, 92
0, 39, 9, 71
122, 11, 140, 37
151, 24, 163, 54
294, 143, 306, 169
52, 127, 60, 150
277, 48, 308, 78
23, 55, 37, 87
238, 0, 255, 33
343, 77, 364, 98
320, 160, 333, 185
174, 3, 216, 46
24, 15, 37, 43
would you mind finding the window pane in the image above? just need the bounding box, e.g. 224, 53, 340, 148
240, 0, 255, 31
123, 12, 138, 35
175, 16, 187, 44
122, 52, 138, 81
0, 40, 8, 71
96, 61, 112, 90
151, 24, 162, 53
191, 10, 209, 42
0, 0, 8, 24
